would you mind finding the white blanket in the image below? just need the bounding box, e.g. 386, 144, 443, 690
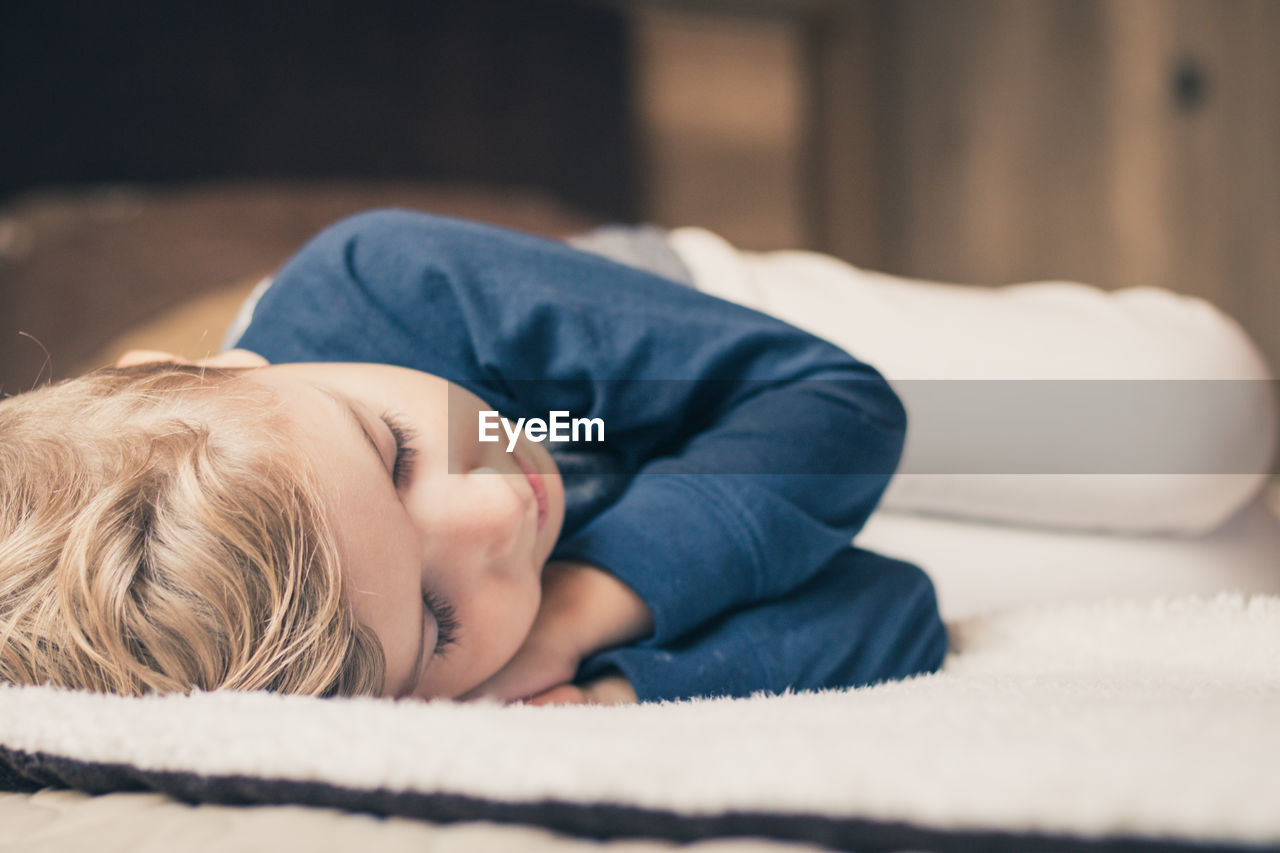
3, 594, 1278, 850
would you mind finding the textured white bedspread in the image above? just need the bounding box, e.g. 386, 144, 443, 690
2, 594, 1278, 851
861, 497, 1280, 621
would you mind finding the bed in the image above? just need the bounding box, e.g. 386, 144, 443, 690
2, 183, 1278, 852
3, 517, 1278, 852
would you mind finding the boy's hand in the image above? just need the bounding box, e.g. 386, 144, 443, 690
524, 671, 638, 706
458, 560, 652, 703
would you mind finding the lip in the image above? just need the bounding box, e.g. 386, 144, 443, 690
514, 453, 548, 532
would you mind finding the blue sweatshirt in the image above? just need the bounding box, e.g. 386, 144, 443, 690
234, 210, 947, 702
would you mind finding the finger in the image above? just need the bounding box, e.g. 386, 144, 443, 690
579, 674, 638, 705
524, 685, 590, 706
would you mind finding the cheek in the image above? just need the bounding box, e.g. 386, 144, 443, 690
471, 573, 543, 669
428, 574, 542, 699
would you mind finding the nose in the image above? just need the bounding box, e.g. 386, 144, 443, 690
444, 466, 526, 562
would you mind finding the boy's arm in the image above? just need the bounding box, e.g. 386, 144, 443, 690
469, 546, 947, 706
578, 547, 948, 703
233, 210, 906, 645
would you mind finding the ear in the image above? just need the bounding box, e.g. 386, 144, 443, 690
198, 349, 269, 368
115, 349, 193, 367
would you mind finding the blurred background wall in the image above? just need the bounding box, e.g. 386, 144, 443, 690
2, 0, 1277, 394
633, 0, 1280, 385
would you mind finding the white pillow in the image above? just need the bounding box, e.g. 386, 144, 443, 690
669, 227, 1277, 534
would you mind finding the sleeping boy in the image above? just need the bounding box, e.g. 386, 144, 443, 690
0, 210, 948, 704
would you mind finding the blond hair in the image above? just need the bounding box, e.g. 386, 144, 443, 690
0, 363, 384, 696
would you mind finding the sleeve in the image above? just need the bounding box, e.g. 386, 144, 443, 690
577, 547, 949, 703
233, 209, 907, 643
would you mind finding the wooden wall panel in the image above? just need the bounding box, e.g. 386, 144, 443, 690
633, 2, 1277, 375
815, 0, 1280, 375
633, 7, 807, 249
802, 0, 887, 269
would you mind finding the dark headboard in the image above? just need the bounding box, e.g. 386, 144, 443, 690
1, 0, 637, 218
1, 0, 633, 394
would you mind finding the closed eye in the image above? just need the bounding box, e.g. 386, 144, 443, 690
424, 589, 459, 656
381, 412, 418, 489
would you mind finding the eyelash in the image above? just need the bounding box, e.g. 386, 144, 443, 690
378, 413, 455, 659
423, 589, 460, 656
380, 412, 419, 489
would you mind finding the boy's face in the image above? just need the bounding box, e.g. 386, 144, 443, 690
169, 354, 567, 701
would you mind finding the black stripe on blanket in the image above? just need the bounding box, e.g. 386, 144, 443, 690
1, 746, 1273, 853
